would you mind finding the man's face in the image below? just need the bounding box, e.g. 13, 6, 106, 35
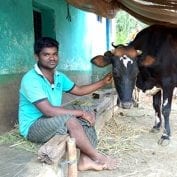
36, 47, 58, 70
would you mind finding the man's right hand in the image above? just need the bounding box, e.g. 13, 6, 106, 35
81, 111, 96, 126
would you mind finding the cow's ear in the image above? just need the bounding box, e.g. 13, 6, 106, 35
141, 55, 156, 66
91, 55, 111, 67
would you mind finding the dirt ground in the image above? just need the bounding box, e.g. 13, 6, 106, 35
79, 92, 177, 177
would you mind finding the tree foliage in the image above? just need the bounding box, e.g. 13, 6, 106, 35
115, 10, 147, 45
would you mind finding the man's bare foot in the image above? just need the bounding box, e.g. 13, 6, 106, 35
78, 154, 104, 171
95, 152, 119, 170
78, 153, 119, 171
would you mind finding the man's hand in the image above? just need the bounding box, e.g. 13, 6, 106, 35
70, 72, 113, 96
102, 72, 113, 85
81, 111, 96, 126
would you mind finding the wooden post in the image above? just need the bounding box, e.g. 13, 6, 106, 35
67, 138, 77, 177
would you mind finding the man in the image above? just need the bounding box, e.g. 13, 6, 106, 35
18, 37, 118, 171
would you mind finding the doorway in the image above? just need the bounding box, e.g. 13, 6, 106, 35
33, 3, 56, 41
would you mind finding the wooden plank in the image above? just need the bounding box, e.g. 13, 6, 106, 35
38, 134, 70, 165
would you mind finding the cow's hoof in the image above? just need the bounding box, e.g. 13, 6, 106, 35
133, 102, 139, 107
150, 127, 160, 133
158, 136, 170, 146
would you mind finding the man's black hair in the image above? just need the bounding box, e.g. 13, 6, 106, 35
34, 37, 59, 55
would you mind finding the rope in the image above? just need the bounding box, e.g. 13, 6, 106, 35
60, 159, 77, 167
111, 75, 115, 117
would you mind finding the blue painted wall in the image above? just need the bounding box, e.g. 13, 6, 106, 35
34, 0, 110, 73
0, 0, 34, 74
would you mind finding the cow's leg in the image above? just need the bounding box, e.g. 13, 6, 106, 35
133, 87, 140, 107
158, 87, 173, 145
151, 91, 162, 133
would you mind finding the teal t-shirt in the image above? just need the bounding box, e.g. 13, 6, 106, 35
18, 64, 75, 137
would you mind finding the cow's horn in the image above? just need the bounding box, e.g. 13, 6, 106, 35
111, 42, 117, 48
137, 50, 142, 55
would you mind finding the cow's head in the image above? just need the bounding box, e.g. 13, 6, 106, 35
91, 45, 142, 109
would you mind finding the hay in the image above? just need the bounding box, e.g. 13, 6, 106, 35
97, 111, 144, 156
0, 126, 39, 153
95, 94, 177, 176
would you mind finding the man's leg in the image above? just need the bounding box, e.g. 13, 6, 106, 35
27, 115, 72, 143
66, 117, 118, 171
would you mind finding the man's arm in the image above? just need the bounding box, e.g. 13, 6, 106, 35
34, 100, 96, 126
34, 72, 112, 125
70, 73, 113, 96
35, 100, 83, 117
